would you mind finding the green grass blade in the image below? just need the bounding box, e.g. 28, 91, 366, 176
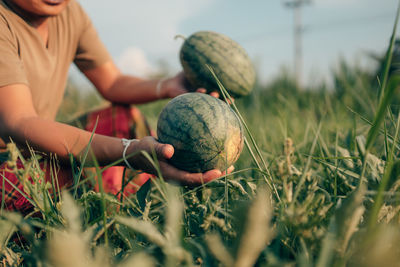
0, 173, 35, 208
90, 152, 109, 246
291, 122, 322, 205
367, 111, 400, 230
366, 76, 400, 151
73, 116, 98, 198
378, 0, 400, 99
1, 176, 5, 215
205, 65, 280, 202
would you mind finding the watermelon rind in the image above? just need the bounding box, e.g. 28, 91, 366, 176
157, 93, 244, 173
180, 31, 256, 98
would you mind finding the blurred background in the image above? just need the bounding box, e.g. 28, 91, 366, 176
7, 3, 400, 265
10, 2, 400, 266
70, 0, 398, 90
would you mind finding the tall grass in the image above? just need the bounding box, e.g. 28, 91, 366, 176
1, 8, 400, 267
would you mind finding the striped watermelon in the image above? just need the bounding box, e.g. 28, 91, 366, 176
179, 31, 256, 98
157, 93, 244, 173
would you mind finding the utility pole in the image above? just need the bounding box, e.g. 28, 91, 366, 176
284, 0, 311, 89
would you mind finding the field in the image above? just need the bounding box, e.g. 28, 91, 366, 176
2, 20, 400, 267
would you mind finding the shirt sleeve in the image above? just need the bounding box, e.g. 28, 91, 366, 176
0, 15, 28, 87
72, 1, 112, 71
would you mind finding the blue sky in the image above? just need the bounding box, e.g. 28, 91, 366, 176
73, 0, 398, 88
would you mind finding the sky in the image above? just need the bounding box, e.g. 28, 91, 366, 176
72, 0, 399, 89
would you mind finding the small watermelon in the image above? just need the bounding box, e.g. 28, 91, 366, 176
157, 93, 244, 173
179, 31, 256, 98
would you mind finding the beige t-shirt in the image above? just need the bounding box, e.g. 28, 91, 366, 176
0, 0, 112, 120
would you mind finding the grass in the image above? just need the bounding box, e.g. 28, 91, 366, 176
1, 10, 400, 267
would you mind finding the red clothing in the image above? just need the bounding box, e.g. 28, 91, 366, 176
0, 105, 153, 214
83, 105, 154, 196
0, 160, 73, 214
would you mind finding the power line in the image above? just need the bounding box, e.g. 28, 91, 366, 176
305, 12, 395, 33
236, 12, 394, 43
